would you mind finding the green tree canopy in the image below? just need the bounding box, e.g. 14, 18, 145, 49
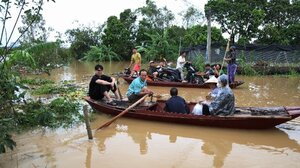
102, 9, 137, 60
256, 0, 300, 45
205, 0, 266, 44
66, 25, 101, 59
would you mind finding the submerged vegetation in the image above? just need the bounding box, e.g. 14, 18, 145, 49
17, 97, 83, 128
0, 77, 87, 154
20, 78, 55, 85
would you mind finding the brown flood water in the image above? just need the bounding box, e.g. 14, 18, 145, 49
1, 60, 300, 168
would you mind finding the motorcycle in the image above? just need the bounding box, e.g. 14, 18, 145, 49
183, 62, 205, 84
123, 68, 138, 77
157, 67, 182, 82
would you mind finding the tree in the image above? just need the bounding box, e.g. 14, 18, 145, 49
135, 0, 175, 46
66, 25, 102, 59
0, 0, 55, 154
18, 6, 53, 44
205, 0, 266, 44
101, 9, 137, 60
183, 25, 225, 47
82, 45, 121, 62
180, 6, 205, 28
142, 30, 177, 61
166, 25, 186, 55
256, 0, 300, 45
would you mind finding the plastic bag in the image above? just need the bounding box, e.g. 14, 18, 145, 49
192, 103, 203, 115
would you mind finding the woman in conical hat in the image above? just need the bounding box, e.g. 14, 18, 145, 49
205, 76, 218, 100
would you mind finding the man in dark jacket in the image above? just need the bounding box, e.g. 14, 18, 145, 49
164, 87, 190, 114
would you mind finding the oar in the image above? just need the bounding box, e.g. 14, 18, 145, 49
96, 94, 149, 130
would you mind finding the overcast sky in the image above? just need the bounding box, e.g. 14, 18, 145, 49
3, 0, 208, 45
42, 0, 208, 40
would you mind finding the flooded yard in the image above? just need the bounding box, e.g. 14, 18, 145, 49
1, 60, 299, 168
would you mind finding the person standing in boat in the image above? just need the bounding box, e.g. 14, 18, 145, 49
126, 69, 153, 103
176, 51, 188, 82
164, 87, 190, 114
224, 46, 237, 84
202, 74, 235, 116
88, 64, 120, 105
128, 47, 142, 77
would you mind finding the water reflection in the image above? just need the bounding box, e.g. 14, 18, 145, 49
201, 138, 231, 168
92, 118, 300, 168
85, 142, 92, 168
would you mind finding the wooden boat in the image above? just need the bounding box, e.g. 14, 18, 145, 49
84, 97, 300, 129
121, 76, 244, 89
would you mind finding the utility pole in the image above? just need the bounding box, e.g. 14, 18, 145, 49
206, 7, 212, 63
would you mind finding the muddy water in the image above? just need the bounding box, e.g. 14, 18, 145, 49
1, 60, 300, 168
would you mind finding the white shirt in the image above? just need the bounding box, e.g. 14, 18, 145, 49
176, 56, 185, 69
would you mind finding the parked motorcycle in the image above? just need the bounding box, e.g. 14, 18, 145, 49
157, 67, 182, 82
123, 68, 139, 77
184, 62, 204, 84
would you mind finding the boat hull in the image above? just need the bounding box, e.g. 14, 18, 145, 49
84, 97, 300, 129
122, 76, 244, 89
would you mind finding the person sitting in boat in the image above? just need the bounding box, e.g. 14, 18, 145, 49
147, 60, 159, 81
164, 87, 190, 114
197, 64, 215, 81
205, 76, 219, 101
126, 69, 153, 103
156, 59, 167, 73
192, 77, 218, 115
212, 63, 224, 78
88, 64, 120, 106
201, 74, 235, 116
204, 64, 215, 79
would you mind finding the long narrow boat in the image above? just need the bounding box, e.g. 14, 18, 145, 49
84, 97, 300, 129
121, 76, 244, 89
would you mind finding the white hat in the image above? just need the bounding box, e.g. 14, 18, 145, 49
205, 76, 218, 84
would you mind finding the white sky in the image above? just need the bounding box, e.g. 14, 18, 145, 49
2, 0, 209, 45
42, 0, 208, 40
